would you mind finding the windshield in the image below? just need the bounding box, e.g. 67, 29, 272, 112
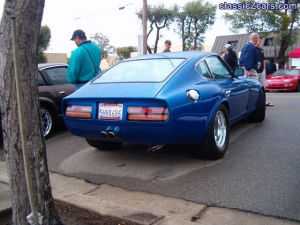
93, 58, 186, 83
273, 69, 299, 76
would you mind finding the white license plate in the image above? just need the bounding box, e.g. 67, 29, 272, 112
98, 103, 123, 120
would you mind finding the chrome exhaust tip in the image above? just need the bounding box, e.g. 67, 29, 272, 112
100, 131, 108, 138
108, 131, 117, 139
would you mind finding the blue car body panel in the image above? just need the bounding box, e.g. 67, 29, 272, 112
62, 51, 263, 145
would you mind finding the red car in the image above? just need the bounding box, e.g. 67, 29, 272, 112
266, 68, 300, 92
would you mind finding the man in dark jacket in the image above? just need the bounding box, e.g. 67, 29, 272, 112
223, 44, 238, 71
255, 38, 274, 106
266, 58, 277, 76
162, 40, 172, 52
239, 33, 259, 77
256, 38, 265, 85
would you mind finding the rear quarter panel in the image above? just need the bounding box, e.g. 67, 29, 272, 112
156, 58, 225, 143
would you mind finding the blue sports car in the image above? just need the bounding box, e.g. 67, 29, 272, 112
62, 52, 265, 159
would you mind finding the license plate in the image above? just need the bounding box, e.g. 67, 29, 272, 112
98, 103, 123, 120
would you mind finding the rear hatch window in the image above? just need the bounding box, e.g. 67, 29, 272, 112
93, 58, 185, 83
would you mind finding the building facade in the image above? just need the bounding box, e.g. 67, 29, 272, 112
211, 32, 300, 60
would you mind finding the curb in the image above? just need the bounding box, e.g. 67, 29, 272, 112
50, 173, 300, 225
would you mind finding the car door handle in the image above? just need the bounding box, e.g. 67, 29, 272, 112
59, 91, 66, 95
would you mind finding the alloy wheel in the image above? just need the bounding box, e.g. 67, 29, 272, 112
40, 107, 52, 137
214, 110, 227, 149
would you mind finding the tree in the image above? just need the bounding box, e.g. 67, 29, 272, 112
0, 1, 62, 224
91, 33, 116, 58
137, 4, 177, 53
176, 0, 216, 51
224, 0, 300, 68
117, 46, 137, 59
38, 25, 51, 63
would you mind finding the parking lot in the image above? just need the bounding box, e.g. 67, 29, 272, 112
35, 92, 299, 221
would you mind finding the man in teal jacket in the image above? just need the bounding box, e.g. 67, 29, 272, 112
68, 29, 102, 88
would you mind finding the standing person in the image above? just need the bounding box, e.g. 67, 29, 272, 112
255, 39, 265, 86
255, 38, 274, 106
266, 58, 277, 77
256, 39, 274, 106
223, 44, 238, 71
219, 50, 225, 58
239, 32, 259, 78
162, 40, 172, 52
68, 29, 102, 89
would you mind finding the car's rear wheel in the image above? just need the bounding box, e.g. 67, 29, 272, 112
86, 139, 122, 150
40, 106, 54, 138
249, 89, 265, 123
194, 105, 229, 159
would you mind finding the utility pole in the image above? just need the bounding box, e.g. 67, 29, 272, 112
142, 0, 147, 54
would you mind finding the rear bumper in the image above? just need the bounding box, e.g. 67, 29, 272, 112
64, 116, 208, 145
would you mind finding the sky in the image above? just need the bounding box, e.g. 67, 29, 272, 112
0, 0, 234, 55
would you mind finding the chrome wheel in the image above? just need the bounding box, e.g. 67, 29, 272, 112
214, 110, 227, 149
40, 107, 53, 137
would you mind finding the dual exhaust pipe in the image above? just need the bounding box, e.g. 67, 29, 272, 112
101, 130, 118, 139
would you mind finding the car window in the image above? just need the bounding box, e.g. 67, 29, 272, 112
273, 69, 299, 76
195, 61, 212, 78
43, 67, 68, 85
93, 58, 186, 83
205, 56, 232, 79
37, 72, 46, 85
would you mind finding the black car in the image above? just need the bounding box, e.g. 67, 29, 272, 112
0, 63, 76, 139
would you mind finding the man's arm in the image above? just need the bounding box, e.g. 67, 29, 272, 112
244, 45, 254, 71
67, 50, 81, 83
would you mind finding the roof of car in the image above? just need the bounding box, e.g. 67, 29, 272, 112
126, 51, 216, 61
38, 63, 68, 70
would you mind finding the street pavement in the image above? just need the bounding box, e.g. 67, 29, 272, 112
0, 92, 299, 224
45, 92, 300, 222
0, 160, 299, 225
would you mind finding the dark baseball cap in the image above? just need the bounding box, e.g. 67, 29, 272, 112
70, 29, 86, 40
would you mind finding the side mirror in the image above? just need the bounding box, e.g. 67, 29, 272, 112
234, 68, 244, 77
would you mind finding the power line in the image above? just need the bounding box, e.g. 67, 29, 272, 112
74, 3, 133, 20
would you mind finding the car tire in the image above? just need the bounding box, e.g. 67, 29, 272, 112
86, 139, 122, 150
249, 89, 265, 123
194, 105, 229, 159
296, 82, 300, 92
40, 106, 54, 138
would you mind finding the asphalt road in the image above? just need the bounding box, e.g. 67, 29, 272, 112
44, 92, 299, 221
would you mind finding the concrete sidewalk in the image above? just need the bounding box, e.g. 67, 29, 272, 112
0, 160, 299, 225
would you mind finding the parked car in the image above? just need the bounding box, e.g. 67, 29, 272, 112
266, 68, 300, 92
62, 52, 265, 159
0, 63, 75, 139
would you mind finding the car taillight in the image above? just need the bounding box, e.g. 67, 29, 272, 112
127, 106, 168, 121
66, 105, 92, 119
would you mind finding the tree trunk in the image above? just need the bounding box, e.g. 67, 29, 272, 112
277, 0, 299, 69
154, 24, 161, 53
181, 20, 185, 51
277, 34, 289, 69
0, 1, 62, 224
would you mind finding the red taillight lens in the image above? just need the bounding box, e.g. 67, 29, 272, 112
127, 106, 168, 121
66, 105, 92, 119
